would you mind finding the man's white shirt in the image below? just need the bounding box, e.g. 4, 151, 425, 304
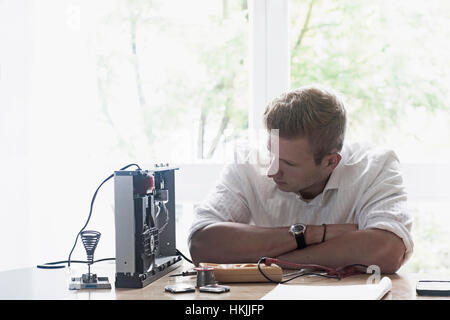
188, 141, 414, 262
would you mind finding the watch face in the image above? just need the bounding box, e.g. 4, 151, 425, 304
291, 223, 305, 234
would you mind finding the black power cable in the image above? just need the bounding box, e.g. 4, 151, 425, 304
176, 249, 193, 265
67, 163, 141, 267
257, 257, 339, 283
37, 258, 115, 269
37, 163, 141, 269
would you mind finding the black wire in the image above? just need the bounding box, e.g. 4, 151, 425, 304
279, 271, 340, 283
176, 249, 193, 265
258, 265, 338, 284
37, 258, 116, 269
257, 257, 285, 283
39, 250, 192, 270
256, 257, 368, 284
66, 163, 141, 267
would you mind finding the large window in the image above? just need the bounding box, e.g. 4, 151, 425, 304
91, 0, 250, 164
1, 0, 448, 273
0, 0, 250, 270
290, 0, 450, 273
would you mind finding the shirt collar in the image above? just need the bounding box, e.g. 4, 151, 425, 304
323, 143, 350, 193
296, 192, 324, 206
323, 160, 343, 192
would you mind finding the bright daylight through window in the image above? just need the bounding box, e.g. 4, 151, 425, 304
289, 0, 450, 273
0, 0, 448, 276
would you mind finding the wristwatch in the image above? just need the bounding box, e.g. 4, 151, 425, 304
289, 223, 307, 249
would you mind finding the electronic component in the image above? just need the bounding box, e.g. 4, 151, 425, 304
69, 230, 111, 290
164, 284, 196, 293
114, 165, 182, 288
69, 275, 112, 290
416, 280, 450, 296
194, 266, 216, 287
199, 284, 230, 293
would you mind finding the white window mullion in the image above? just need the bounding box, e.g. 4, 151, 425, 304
249, 0, 290, 133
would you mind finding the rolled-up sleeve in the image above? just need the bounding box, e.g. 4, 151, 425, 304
356, 151, 414, 262
187, 164, 252, 247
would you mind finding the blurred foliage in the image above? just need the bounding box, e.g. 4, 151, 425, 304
290, 0, 450, 145
95, 0, 248, 161
94, 0, 449, 160
400, 203, 450, 274
289, 0, 450, 273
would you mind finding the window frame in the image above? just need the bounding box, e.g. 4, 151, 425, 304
248, 0, 290, 133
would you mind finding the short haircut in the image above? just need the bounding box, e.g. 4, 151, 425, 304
263, 85, 347, 165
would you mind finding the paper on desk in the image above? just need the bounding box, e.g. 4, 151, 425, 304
261, 276, 392, 300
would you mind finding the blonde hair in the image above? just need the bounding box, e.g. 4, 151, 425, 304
263, 85, 347, 165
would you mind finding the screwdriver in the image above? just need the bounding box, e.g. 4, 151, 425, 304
169, 270, 197, 277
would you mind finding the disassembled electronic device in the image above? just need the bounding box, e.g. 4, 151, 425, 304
114, 165, 182, 288
69, 230, 112, 290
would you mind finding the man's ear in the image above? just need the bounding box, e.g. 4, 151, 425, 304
322, 152, 342, 171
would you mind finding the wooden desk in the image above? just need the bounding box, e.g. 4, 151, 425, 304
0, 260, 448, 300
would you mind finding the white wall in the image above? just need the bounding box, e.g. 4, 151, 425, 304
0, 0, 32, 270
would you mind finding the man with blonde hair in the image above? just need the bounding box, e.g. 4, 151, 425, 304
188, 85, 413, 274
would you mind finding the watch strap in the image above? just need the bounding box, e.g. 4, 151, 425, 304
295, 232, 307, 249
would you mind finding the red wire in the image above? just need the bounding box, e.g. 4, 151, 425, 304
263, 257, 368, 279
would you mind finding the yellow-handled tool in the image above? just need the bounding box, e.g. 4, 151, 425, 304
199, 262, 283, 283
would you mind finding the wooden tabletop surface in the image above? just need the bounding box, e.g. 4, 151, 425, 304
1, 260, 449, 300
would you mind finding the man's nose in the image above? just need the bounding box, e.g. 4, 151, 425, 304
266, 156, 280, 177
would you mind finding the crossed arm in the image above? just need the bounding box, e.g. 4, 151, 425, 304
189, 222, 406, 274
